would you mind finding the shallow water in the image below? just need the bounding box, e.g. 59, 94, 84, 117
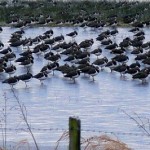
0, 26, 150, 149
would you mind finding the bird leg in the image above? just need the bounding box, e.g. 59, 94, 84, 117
73, 78, 75, 83
92, 76, 95, 81
25, 82, 27, 87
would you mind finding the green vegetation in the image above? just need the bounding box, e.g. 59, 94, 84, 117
0, 0, 150, 26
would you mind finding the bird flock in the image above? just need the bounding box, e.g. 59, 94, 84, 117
0, 24, 150, 88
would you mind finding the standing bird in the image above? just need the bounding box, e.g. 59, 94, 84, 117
112, 63, 128, 76
66, 31, 78, 40
87, 66, 100, 81
33, 71, 48, 84
2, 76, 19, 88
90, 48, 102, 59
18, 73, 33, 87
125, 66, 140, 76
112, 54, 129, 64
105, 60, 117, 72
5, 52, 16, 63
0, 47, 12, 55
4, 65, 16, 77
132, 70, 149, 83
64, 70, 80, 83
92, 57, 108, 69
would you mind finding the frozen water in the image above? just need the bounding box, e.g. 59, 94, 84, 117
0, 26, 150, 149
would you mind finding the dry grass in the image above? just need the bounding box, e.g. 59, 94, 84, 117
82, 135, 131, 150
15, 139, 30, 150
55, 131, 131, 150
55, 131, 69, 150
0, 139, 30, 150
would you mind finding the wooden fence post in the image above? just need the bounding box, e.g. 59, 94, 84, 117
69, 117, 81, 150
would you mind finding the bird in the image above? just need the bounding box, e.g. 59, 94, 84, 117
19, 49, 32, 57
33, 71, 48, 84
41, 62, 59, 75
110, 29, 118, 36
45, 38, 55, 47
105, 43, 118, 50
64, 70, 80, 83
54, 35, 64, 43
105, 60, 117, 72
87, 66, 100, 81
125, 66, 140, 75
19, 59, 34, 72
2, 76, 19, 88
142, 57, 150, 66
112, 54, 129, 64
40, 44, 50, 54
64, 55, 77, 63
4, 65, 16, 76
15, 55, 33, 63
76, 58, 90, 65
0, 47, 12, 55
44, 29, 53, 37
132, 70, 149, 83
79, 39, 94, 49
90, 48, 102, 59
5, 52, 16, 63
66, 31, 78, 39
101, 39, 112, 46
112, 63, 128, 76
92, 57, 108, 69
18, 73, 33, 87
131, 47, 143, 55
110, 47, 125, 55
129, 27, 140, 33
129, 61, 141, 68
44, 53, 61, 63
76, 51, 90, 61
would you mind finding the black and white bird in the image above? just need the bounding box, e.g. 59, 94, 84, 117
0, 47, 12, 55
33, 71, 48, 84
41, 62, 59, 75
87, 66, 100, 81
66, 31, 78, 38
112, 63, 128, 76
105, 60, 117, 72
18, 73, 33, 87
4, 65, 16, 76
64, 69, 80, 83
5, 52, 16, 63
2, 76, 19, 88
92, 57, 108, 69
90, 48, 102, 59
112, 54, 129, 64
44, 29, 53, 37
132, 70, 149, 83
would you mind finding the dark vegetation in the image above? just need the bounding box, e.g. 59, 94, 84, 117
0, 0, 150, 27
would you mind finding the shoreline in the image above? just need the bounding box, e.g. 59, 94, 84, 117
0, 22, 132, 28
0, 1, 149, 29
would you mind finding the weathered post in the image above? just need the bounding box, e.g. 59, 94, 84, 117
69, 117, 81, 150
